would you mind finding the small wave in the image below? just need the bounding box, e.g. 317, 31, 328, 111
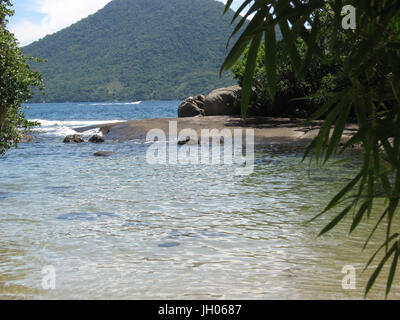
88, 101, 142, 106
123, 101, 142, 105
29, 119, 124, 137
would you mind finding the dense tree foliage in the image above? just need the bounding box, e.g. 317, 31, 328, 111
223, 0, 400, 297
232, 38, 344, 117
23, 0, 242, 103
0, 0, 42, 154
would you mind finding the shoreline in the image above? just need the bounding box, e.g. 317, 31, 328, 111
77, 115, 358, 147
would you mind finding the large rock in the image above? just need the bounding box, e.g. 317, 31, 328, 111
178, 98, 205, 117
63, 134, 84, 143
204, 85, 241, 116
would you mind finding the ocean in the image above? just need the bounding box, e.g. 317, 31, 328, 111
0, 101, 398, 299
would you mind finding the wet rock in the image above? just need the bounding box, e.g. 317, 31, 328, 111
20, 134, 34, 143
93, 151, 114, 157
177, 137, 191, 145
63, 134, 84, 143
177, 137, 200, 145
89, 135, 105, 143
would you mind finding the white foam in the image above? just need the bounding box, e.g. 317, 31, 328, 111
88, 101, 142, 106
29, 119, 124, 137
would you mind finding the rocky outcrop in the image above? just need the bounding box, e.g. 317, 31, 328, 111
63, 134, 84, 143
178, 95, 205, 118
204, 85, 241, 116
89, 135, 105, 143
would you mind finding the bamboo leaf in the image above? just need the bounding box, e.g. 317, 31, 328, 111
318, 203, 353, 236
324, 99, 352, 162
386, 244, 399, 298
365, 241, 398, 298
220, 10, 266, 75
223, 0, 234, 14
264, 27, 277, 99
350, 200, 371, 233
318, 171, 364, 217
241, 32, 263, 119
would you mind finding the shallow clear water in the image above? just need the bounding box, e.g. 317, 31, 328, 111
0, 102, 399, 299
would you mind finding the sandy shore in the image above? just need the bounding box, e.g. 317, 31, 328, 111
78, 116, 358, 147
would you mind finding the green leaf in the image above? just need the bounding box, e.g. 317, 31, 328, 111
311, 171, 364, 221
264, 27, 277, 99
386, 244, 399, 298
365, 241, 398, 298
223, 0, 234, 14
220, 10, 266, 76
279, 20, 302, 74
324, 98, 352, 162
318, 203, 354, 236
350, 200, 371, 233
241, 32, 263, 120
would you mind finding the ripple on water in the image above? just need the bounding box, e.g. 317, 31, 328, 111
56, 212, 119, 221
0, 191, 27, 200
158, 242, 181, 248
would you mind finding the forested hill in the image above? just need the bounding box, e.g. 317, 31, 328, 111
23, 0, 243, 103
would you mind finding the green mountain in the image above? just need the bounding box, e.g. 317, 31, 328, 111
23, 0, 242, 102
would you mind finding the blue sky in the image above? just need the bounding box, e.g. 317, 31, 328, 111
8, 0, 243, 47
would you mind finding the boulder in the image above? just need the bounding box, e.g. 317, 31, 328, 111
63, 134, 84, 143
93, 151, 114, 157
89, 135, 105, 143
178, 99, 205, 117
204, 85, 241, 116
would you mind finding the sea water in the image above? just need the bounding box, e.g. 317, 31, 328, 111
0, 101, 398, 299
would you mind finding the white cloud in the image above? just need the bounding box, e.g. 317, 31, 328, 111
10, 0, 112, 46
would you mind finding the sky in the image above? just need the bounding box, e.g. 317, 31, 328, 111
8, 0, 243, 47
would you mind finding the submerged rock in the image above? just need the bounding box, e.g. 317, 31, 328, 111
57, 212, 118, 221
63, 134, 84, 143
93, 151, 114, 157
89, 135, 105, 143
158, 242, 180, 248
204, 85, 241, 116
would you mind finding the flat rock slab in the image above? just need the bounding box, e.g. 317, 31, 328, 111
96, 116, 357, 147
